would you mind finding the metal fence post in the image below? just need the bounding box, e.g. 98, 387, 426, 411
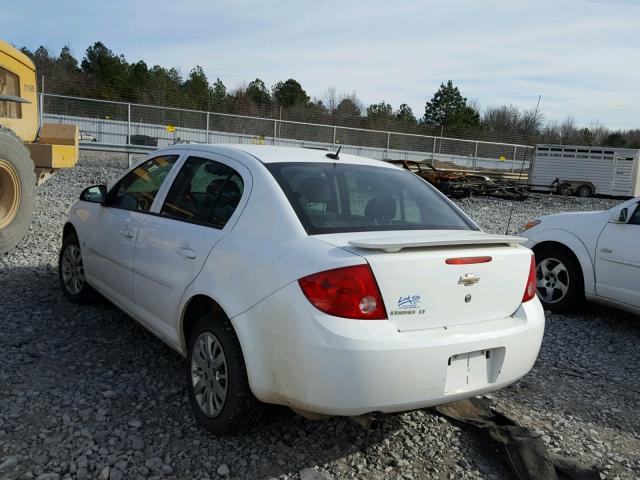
127, 103, 131, 145
273, 120, 278, 146
333, 126, 337, 147
386, 132, 391, 159
513, 145, 518, 161
39, 76, 44, 129
206, 112, 210, 143
473, 141, 478, 168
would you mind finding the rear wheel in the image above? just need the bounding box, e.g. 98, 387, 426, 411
186, 313, 254, 434
534, 246, 584, 312
577, 184, 593, 197
0, 127, 35, 255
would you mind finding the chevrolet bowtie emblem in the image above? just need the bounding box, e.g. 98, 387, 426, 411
458, 273, 480, 286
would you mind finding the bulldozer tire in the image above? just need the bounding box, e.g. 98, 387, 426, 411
0, 126, 35, 256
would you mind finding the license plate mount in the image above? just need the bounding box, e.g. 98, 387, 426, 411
444, 347, 505, 394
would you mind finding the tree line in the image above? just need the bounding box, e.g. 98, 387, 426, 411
22, 42, 640, 148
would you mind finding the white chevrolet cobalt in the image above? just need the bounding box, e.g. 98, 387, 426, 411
59, 145, 544, 433
522, 196, 640, 314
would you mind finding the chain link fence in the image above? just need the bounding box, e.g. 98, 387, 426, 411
43, 93, 532, 171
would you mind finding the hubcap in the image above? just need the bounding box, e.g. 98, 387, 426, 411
536, 257, 570, 304
61, 243, 85, 295
191, 332, 228, 418
0, 159, 21, 229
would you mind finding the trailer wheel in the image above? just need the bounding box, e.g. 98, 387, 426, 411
0, 127, 35, 256
559, 183, 573, 196
577, 184, 593, 197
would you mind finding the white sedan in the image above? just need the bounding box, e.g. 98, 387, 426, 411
521, 197, 640, 314
59, 145, 544, 434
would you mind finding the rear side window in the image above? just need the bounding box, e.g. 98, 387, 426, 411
106, 155, 178, 212
0, 66, 22, 119
160, 156, 244, 228
267, 162, 475, 234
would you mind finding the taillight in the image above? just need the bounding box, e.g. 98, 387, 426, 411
298, 264, 387, 320
522, 255, 537, 302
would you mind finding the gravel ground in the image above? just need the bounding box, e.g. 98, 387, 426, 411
1, 151, 638, 480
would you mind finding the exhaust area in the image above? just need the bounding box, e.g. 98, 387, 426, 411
349, 414, 380, 430
290, 408, 381, 429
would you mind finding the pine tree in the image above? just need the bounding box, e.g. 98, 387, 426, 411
423, 80, 479, 128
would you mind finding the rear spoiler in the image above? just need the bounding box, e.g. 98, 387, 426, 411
348, 233, 527, 253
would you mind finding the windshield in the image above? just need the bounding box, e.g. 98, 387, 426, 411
267, 162, 477, 234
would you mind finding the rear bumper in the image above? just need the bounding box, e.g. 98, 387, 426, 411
232, 282, 545, 416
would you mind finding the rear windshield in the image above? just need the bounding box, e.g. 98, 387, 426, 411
267, 162, 476, 234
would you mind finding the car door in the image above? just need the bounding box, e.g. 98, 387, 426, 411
82, 154, 179, 311
595, 201, 640, 307
131, 152, 247, 345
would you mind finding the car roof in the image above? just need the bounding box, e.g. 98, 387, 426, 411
171, 144, 401, 169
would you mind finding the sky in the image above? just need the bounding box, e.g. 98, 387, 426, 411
4, 0, 640, 129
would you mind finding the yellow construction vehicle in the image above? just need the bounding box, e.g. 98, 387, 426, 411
0, 39, 78, 255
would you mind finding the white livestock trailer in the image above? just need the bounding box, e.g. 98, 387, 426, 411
530, 144, 640, 198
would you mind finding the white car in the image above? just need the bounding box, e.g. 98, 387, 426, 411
79, 130, 97, 142
58, 145, 544, 434
521, 197, 640, 314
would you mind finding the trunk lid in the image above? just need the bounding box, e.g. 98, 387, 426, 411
317, 230, 531, 332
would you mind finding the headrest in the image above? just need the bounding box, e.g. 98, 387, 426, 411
299, 177, 331, 203
207, 179, 242, 206
364, 196, 396, 220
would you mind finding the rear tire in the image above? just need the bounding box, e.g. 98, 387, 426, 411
577, 184, 593, 197
534, 246, 584, 313
186, 313, 254, 434
0, 126, 35, 256
58, 233, 99, 304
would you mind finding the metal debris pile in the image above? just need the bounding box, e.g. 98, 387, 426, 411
389, 159, 530, 201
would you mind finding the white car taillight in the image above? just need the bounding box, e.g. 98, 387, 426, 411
522, 255, 537, 302
298, 264, 387, 320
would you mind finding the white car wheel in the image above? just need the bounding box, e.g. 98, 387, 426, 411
534, 246, 584, 313
58, 233, 98, 304
536, 258, 569, 304
191, 331, 229, 418
185, 314, 255, 434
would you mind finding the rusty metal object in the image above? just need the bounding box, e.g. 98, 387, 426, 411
389, 160, 529, 201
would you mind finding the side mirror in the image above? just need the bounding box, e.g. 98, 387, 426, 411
618, 208, 628, 223
80, 185, 107, 204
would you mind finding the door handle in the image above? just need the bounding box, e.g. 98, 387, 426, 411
120, 228, 134, 239
600, 248, 613, 254
177, 245, 197, 259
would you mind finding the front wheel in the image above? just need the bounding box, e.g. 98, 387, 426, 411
58, 233, 98, 304
558, 183, 573, 196
0, 126, 36, 255
534, 246, 584, 312
186, 314, 254, 434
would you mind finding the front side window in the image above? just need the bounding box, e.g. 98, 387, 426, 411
267, 162, 476, 234
0, 66, 22, 119
160, 156, 244, 228
106, 155, 178, 212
